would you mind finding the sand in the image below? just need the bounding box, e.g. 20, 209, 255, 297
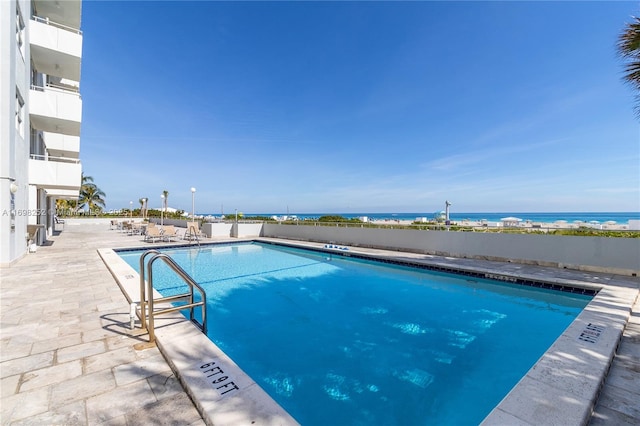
367, 219, 631, 231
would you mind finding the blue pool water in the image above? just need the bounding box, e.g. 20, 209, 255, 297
119, 242, 591, 425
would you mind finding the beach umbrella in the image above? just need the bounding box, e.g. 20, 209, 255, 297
500, 217, 522, 222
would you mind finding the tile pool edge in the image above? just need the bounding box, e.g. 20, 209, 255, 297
97, 247, 300, 426
258, 239, 602, 295
482, 283, 637, 425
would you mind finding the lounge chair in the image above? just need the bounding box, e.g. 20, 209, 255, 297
121, 221, 132, 234
131, 222, 144, 235
161, 225, 178, 242
144, 226, 164, 243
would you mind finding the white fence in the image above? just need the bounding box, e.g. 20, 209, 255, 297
262, 224, 640, 276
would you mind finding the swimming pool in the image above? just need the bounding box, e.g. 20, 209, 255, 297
119, 242, 591, 425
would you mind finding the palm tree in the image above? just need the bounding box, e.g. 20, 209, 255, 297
81, 173, 95, 186
78, 173, 97, 213
138, 198, 147, 218
618, 16, 640, 116
162, 190, 169, 213
139, 198, 148, 219
77, 173, 106, 214
78, 185, 106, 215
55, 199, 74, 216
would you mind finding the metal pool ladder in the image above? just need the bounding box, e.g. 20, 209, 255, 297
187, 224, 201, 247
137, 249, 207, 343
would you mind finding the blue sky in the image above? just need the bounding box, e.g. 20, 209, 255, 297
80, 1, 640, 214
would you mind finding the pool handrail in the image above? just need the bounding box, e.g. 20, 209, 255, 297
138, 250, 207, 343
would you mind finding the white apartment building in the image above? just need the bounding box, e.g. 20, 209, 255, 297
1, 0, 83, 266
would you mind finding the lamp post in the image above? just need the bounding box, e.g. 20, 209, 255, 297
445, 200, 452, 231
160, 194, 164, 226
129, 201, 132, 220
191, 187, 196, 220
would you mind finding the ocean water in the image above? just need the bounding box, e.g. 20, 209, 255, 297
207, 212, 640, 224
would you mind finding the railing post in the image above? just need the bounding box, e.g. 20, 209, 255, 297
147, 258, 157, 343
139, 254, 147, 331
139, 249, 161, 331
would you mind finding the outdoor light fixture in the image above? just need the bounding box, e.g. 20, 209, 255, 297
160, 194, 165, 225
10, 183, 18, 194
191, 187, 196, 220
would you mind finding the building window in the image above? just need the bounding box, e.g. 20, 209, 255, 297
30, 126, 38, 157
16, 6, 25, 59
29, 128, 46, 159
15, 91, 25, 137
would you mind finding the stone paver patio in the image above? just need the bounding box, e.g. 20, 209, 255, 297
1, 222, 205, 425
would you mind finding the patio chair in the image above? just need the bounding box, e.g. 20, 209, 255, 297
161, 225, 179, 242
121, 221, 132, 234
173, 227, 187, 240
144, 226, 164, 243
131, 222, 144, 235
54, 215, 65, 230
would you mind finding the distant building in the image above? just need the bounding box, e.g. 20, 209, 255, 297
1, 0, 83, 265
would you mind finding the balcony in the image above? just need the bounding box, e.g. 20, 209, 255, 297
43, 132, 80, 159
30, 16, 82, 81
32, 0, 82, 31
30, 84, 82, 136
28, 155, 82, 192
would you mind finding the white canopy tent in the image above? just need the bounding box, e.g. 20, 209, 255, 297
500, 216, 523, 227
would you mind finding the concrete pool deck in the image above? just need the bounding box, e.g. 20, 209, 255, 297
0, 222, 638, 425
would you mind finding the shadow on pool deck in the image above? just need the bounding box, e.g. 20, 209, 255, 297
1, 222, 638, 425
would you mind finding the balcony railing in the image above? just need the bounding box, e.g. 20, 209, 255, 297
30, 82, 80, 96
28, 156, 81, 191
31, 15, 82, 35
30, 153, 81, 164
